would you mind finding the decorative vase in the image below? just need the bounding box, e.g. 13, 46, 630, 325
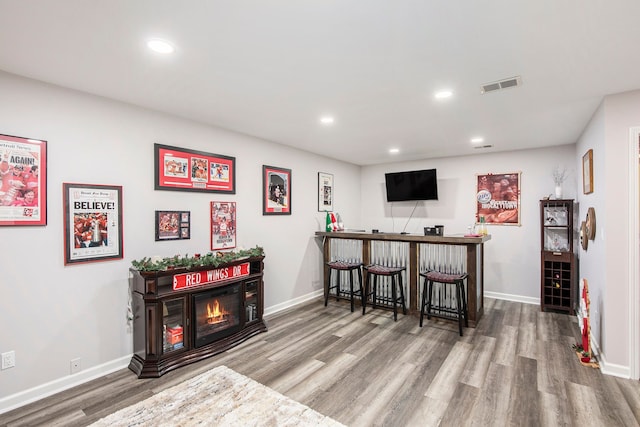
555, 185, 562, 199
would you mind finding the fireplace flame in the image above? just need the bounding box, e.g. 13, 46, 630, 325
206, 300, 229, 324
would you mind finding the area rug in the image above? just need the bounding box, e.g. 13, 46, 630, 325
90, 365, 344, 427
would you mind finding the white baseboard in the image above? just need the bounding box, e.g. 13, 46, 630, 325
0, 355, 131, 415
484, 291, 539, 306
264, 290, 323, 318
1, 291, 325, 415
6, 288, 628, 414
590, 336, 631, 378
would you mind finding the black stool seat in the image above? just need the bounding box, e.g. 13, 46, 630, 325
325, 261, 364, 312
420, 270, 468, 335
363, 264, 406, 321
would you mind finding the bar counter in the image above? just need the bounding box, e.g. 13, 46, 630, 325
315, 231, 491, 327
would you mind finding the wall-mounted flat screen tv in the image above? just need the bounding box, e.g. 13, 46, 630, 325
385, 168, 438, 201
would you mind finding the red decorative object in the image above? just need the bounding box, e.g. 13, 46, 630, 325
154, 143, 235, 194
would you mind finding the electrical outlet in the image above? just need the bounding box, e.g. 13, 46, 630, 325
1, 351, 15, 370
70, 358, 81, 374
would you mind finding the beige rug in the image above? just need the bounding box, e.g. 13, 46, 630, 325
90, 365, 344, 427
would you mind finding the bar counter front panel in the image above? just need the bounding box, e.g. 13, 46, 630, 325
315, 231, 491, 327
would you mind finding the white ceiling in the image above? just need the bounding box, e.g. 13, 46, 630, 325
1, 1, 639, 166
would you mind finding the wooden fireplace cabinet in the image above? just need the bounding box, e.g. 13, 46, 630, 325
128, 255, 266, 378
540, 199, 578, 314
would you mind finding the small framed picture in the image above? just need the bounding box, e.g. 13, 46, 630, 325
211, 201, 236, 250
263, 165, 291, 215
582, 149, 594, 194
63, 183, 123, 265
318, 172, 334, 212
155, 210, 190, 241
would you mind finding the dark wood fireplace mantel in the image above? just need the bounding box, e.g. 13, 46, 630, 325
128, 256, 266, 378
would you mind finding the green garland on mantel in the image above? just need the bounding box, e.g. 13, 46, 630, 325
131, 246, 264, 272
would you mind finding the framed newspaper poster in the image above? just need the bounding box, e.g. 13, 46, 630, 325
318, 172, 333, 212
263, 165, 291, 215
63, 183, 123, 265
155, 210, 190, 241
0, 134, 47, 226
154, 143, 235, 194
211, 201, 236, 250
476, 172, 521, 226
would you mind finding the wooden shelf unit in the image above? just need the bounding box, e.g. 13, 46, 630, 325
540, 199, 577, 314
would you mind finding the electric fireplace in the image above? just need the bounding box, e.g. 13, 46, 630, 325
128, 255, 266, 378
193, 283, 242, 348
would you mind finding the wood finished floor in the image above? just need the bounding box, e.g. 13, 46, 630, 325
2, 297, 640, 427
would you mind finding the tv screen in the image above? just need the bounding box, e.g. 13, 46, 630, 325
385, 169, 438, 202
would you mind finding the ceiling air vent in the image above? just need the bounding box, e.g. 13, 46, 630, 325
481, 76, 522, 94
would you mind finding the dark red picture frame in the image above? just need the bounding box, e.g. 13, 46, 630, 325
155, 210, 190, 241
211, 201, 236, 250
154, 143, 235, 194
262, 165, 291, 215
0, 134, 47, 226
63, 183, 123, 265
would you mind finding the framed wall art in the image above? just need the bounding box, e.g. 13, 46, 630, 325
63, 183, 123, 265
155, 210, 190, 241
154, 143, 236, 194
0, 133, 47, 226
263, 165, 291, 215
318, 172, 334, 212
476, 172, 521, 226
582, 149, 593, 194
211, 201, 236, 250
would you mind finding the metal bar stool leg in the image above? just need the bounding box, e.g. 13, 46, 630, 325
398, 272, 407, 315
426, 279, 434, 320
349, 269, 355, 312
420, 275, 428, 327
455, 281, 464, 336
459, 278, 468, 327
391, 275, 398, 321
325, 267, 333, 306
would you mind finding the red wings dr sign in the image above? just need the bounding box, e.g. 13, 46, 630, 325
172, 262, 250, 290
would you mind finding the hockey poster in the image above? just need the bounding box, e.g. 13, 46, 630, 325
63, 183, 123, 264
0, 134, 47, 226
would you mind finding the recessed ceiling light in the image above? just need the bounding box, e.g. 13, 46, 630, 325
320, 116, 334, 125
389, 148, 400, 154
471, 137, 484, 143
434, 90, 453, 99
147, 39, 175, 54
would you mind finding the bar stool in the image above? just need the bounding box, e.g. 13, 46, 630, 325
419, 270, 468, 336
362, 264, 406, 321
325, 261, 364, 312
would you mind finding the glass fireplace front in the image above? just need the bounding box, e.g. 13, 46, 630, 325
193, 282, 242, 348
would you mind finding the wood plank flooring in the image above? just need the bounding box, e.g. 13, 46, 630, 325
2, 297, 640, 426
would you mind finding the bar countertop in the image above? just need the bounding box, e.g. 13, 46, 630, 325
315, 230, 491, 245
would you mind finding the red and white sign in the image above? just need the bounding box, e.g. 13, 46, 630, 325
172, 262, 250, 290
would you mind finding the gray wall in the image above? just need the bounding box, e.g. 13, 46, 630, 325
0, 71, 361, 408
2, 70, 636, 411
360, 145, 578, 302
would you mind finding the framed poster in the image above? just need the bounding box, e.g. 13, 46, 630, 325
155, 210, 190, 241
154, 143, 235, 194
0, 134, 47, 226
211, 201, 236, 250
63, 183, 123, 265
476, 172, 521, 225
582, 149, 593, 194
263, 165, 291, 215
318, 172, 334, 211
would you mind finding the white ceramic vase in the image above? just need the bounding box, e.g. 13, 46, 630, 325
555, 185, 562, 199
